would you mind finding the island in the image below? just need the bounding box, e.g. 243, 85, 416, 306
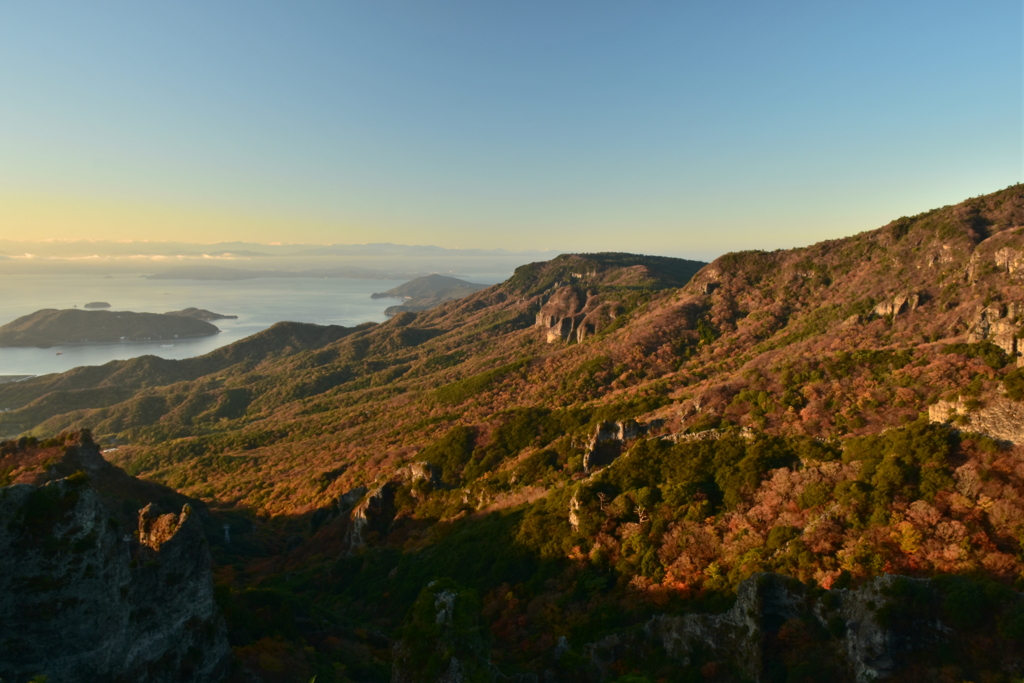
371, 274, 488, 315
83, 301, 111, 309
0, 309, 221, 348
165, 307, 239, 321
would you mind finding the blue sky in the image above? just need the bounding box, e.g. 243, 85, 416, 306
0, 1, 1020, 258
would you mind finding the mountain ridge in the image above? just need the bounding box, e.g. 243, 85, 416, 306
5, 186, 1024, 681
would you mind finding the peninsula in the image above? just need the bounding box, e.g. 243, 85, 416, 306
371, 273, 487, 314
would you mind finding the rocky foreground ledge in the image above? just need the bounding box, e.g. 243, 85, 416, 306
0, 438, 229, 683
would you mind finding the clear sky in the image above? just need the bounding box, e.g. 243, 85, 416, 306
0, 1, 1020, 258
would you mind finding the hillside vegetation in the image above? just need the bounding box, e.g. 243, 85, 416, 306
5, 188, 1024, 681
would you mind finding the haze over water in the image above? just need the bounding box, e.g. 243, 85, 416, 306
0, 271, 504, 376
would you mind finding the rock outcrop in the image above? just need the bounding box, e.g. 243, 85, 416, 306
396, 461, 440, 487
535, 286, 620, 343
582, 420, 642, 472
0, 475, 230, 683
585, 573, 961, 683
638, 573, 942, 679
391, 580, 492, 683
344, 482, 397, 551
967, 302, 1022, 357
872, 292, 923, 317
928, 396, 1024, 443
995, 246, 1024, 274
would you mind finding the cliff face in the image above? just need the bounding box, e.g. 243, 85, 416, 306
387, 572, 1024, 683
535, 286, 619, 343
586, 572, 1022, 683
929, 395, 1024, 442
639, 573, 942, 683
0, 475, 229, 683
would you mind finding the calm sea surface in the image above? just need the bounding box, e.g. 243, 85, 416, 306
0, 272, 500, 376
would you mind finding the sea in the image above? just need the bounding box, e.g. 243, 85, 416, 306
0, 271, 505, 377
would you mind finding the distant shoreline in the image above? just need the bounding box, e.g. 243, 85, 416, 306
0, 332, 219, 350
0, 375, 35, 385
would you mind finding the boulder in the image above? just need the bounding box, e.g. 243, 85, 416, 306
872, 292, 922, 318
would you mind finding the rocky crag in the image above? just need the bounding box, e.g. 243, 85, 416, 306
0, 433, 229, 683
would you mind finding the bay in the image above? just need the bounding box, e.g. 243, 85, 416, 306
0, 272, 491, 376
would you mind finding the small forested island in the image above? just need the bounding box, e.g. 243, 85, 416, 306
0, 309, 222, 347
83, 301, 111, 309
372, 273, 487, 314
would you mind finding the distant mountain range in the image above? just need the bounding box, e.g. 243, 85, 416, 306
143, 265, 423, 281
0, 239, 562, 260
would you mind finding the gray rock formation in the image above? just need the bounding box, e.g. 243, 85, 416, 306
587, 573, 950, 683
344, 482, 397, 551
310, 484, 368, 533
583, 420, 643, 472
568, 490, 582, 532
928, 396, 1024, 443
995, 246, 1024, 274
872, 292, 922, 317
967, 302, 1022, 357
535, 286, 619, 343
396, 461, 440, 487
0, 476, 229, 683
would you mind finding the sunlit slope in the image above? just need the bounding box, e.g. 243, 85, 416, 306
8, 185, 1024, 519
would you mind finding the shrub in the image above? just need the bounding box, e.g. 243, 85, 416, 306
1004, 367, 1024, 400
797, 482, 832, 509
420, 426, 476, 487
942, 341, 1011, 369
434, 359, 529, 405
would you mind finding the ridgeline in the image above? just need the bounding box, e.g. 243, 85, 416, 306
4, 186, 1024, 681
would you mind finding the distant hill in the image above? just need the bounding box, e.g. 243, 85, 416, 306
0, 309, 220, 348
164, 307, 238, 321
83, 301, 110, 309
372, 274, 488, 314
